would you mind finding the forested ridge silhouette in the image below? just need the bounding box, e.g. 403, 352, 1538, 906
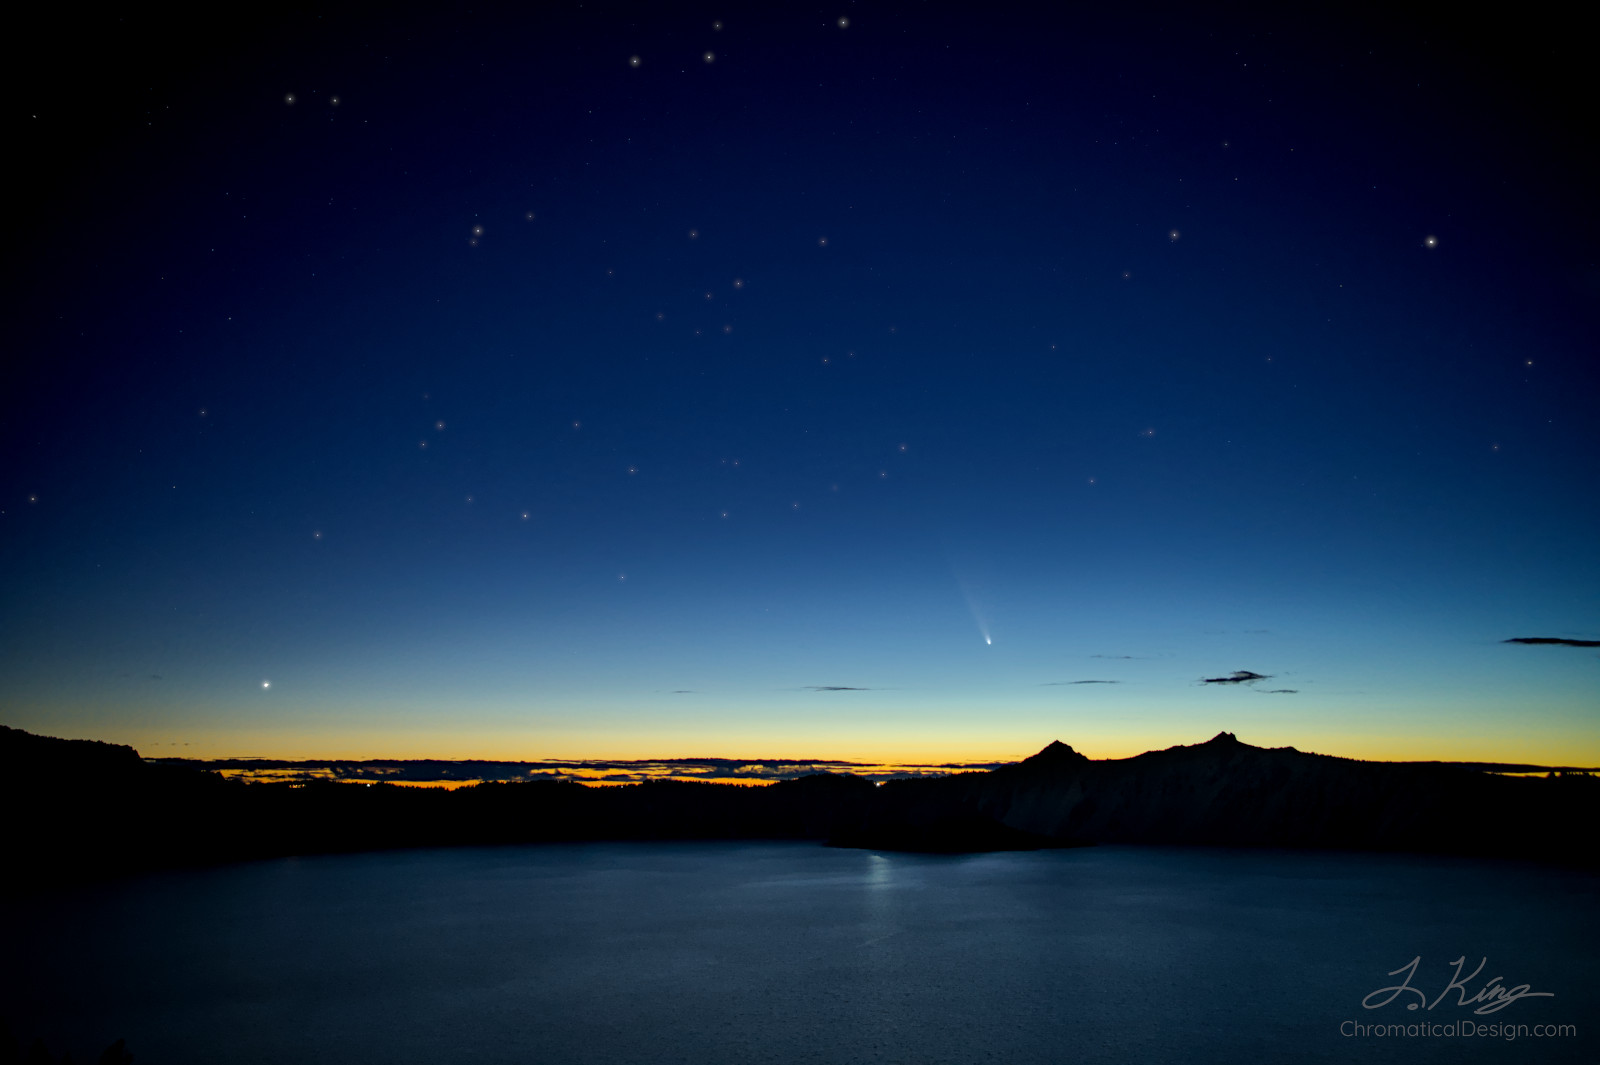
6, 725, 1595, 894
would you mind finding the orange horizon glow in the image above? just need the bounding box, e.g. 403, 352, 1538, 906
53, 724, 1600, 772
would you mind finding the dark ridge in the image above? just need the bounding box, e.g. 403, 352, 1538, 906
1396, 760, 1600, 774
4, 725, 1596, 895
1016, 739, 1090, 767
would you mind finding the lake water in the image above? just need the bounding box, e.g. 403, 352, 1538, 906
7, 843, 1596, 1063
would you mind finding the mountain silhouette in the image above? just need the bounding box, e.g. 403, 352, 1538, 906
4, 725, 1595, 894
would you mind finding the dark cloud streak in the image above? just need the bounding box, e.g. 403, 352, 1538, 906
1202, 670, 1271, 685
1504, 637, 1600, 648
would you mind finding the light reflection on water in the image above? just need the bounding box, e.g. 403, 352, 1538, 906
5, 843, 1597, 1064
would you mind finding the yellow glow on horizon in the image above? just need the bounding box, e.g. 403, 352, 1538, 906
80, 727, 1599, 771
15, 711, 1597, 771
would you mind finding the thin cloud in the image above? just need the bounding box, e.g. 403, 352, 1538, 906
804, 685, 874, 691
670, 690, 695, 694
1261, 689, 1299, 694
1202, 670, 1271, 685
1041, 679, 1121, 685
1504, 637, 1600, 648
1090, 654, 1136, 659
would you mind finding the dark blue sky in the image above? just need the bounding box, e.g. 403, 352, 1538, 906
4, 3, 1595, 762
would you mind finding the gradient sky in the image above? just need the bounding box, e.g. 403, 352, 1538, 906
3, 3, 1595, 764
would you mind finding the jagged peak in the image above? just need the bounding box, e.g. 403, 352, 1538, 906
1206, 731, 1240, 745
1021, 740, 1089, 765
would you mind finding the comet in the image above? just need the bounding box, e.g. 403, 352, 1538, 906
951, 564, 993, 646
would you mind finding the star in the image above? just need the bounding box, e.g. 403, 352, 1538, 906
688, 229, 699, 239
1169, 229, 1181, 241
838, 16, 850, 28
329, 96, 340, 106
261, 681, 271, 690
703, 51, 716, 64
628, 55, 642, 68
284, 93, 296, 105
1423, 235, 1438, 248
732, 278, 744, 288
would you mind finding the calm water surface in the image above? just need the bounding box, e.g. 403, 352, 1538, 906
7, 843, 1596, 1063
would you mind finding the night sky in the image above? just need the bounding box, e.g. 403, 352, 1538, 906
4, 4, 1595, 764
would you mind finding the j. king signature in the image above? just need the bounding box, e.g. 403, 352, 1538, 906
1363, 957, 1554, 1015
